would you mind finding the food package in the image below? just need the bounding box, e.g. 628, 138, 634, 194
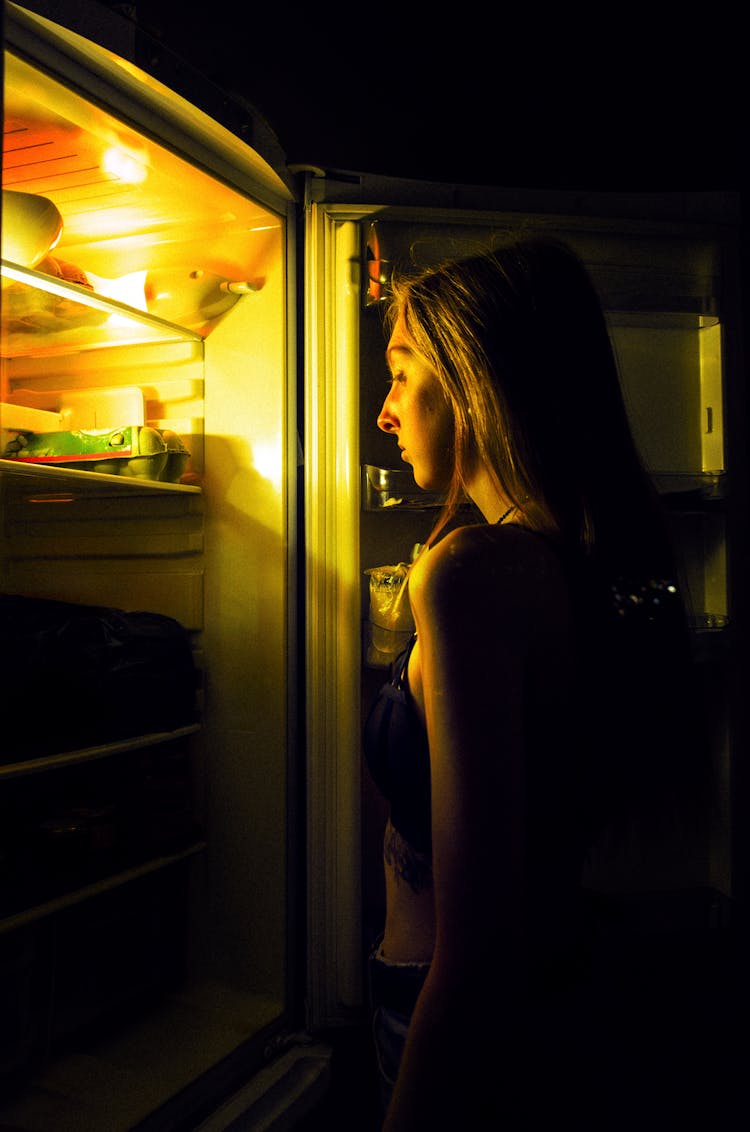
2, 424, 190, 482
365, 562, 415, 665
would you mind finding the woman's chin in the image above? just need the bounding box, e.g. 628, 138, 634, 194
413, 472, 446, 494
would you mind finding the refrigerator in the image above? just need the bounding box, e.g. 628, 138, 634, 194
0, 1, 745, 1128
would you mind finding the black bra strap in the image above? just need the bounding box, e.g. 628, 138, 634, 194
392, 633, 418, 691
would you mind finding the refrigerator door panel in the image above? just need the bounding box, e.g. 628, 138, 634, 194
2, 3, 311, 1128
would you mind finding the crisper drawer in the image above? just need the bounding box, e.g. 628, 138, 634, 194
0, 863, 191, 1087
0, 738, 201, 921
48, 865, 190, 1046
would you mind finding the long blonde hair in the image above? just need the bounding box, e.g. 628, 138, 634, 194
386, 238, 671, 574
386, 238, 709, 843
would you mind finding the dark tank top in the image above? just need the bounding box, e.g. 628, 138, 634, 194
363, 634, 432, 856
362, 551, 692, 873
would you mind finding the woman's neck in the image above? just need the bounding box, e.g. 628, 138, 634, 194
465, 466, 515, 525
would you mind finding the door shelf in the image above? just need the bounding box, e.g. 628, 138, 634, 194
364, 466, 727, 514
0, 839, 207, 935
691, 613, 729, 632
653, 471, 726, 501
604, 306, 719, 330
362, 464, 444, 511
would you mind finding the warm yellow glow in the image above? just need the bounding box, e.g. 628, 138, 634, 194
2, 259, 112, 309
88, 269, 148, 314
102, 146, 148, 184
700, 322, 723, 473
253, 435, 283, 494
0, 261, 201, 343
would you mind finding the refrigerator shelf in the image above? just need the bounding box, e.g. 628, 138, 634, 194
653, 471, 726, 500
362, 466, 726, 510
0, 455, 201, 494
0, 839, 207, 935
0, 723, 201, 780
605, 307, 719, 330
1, 259, 204, 359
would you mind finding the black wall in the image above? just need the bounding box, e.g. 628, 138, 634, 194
114, 1, 744, 192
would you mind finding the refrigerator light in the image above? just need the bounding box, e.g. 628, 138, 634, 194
101, 146, 148, 184
87, 269, 148, 311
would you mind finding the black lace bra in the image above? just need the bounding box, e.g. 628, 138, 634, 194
362, 634, 432, 856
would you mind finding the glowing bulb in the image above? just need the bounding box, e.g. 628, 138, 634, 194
88, 269, 148, 313
102, 147, 147, 184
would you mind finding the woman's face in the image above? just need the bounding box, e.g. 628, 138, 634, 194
378, 314, 455, 492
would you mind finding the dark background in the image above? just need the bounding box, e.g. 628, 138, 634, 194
112, 1, 743, 192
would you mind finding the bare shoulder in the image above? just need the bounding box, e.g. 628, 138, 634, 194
409, 523, 568, 639
410, 522, 564, 600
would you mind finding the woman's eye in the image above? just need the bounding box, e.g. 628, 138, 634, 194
388, 371, 406, 385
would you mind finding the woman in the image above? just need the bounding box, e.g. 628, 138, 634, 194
363, 239, 708, 1128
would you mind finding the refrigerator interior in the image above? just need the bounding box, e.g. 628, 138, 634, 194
1, 5, 309, 1129
354, 209, 743, 944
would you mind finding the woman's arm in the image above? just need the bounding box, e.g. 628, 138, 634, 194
382, 525, 550, 1129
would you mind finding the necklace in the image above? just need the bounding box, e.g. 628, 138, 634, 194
496, 504, 516, 525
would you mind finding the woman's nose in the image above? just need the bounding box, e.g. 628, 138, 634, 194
377, 393, 398, 434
